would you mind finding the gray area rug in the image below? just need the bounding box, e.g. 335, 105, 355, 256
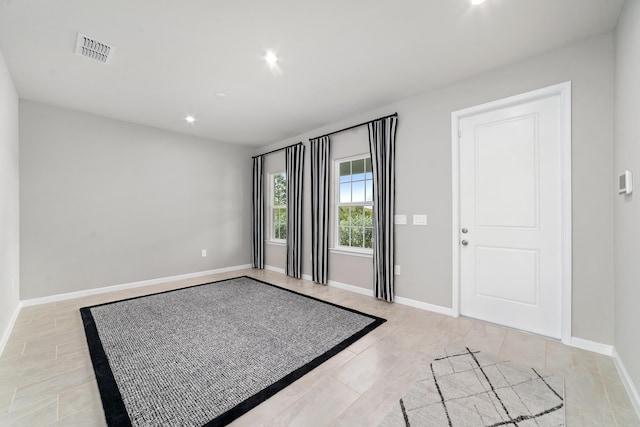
80, 276, 385, 427
380, 345, 564, 427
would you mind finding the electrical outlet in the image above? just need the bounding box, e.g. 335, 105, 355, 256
394, 215, 407, 225
394, 265, 401, 275
201, 249, 207, 257
413, 214, 427, 225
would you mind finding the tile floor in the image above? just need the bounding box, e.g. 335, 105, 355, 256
0, 269, 638, 426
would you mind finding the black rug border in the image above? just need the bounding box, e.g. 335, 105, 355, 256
80, 275, 387, 427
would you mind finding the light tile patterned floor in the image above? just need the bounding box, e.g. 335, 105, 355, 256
0, 269, 638, 426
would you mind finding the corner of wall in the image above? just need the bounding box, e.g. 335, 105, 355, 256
0, 47, 21, 356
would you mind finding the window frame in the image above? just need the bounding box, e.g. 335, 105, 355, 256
333, 154, 374, 255
269, 171, 287, 244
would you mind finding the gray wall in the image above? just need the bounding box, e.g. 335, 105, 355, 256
615, 0, 640, 402
261, 33, 615, 345
0, 49, 19, 342
20, 100, 253, 299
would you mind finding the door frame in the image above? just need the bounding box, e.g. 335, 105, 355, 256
451, 82, 572, 344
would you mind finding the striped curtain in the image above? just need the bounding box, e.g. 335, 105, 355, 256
285, 144, 305, 279
368, 116, 397, 302
251, 155, 264, 269
310, 136, 331, 284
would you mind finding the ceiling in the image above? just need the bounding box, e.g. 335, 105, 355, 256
0, 0, 624, 147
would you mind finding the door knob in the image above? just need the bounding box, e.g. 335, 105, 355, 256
461, 240, 469, 246
461, 228, 468, 234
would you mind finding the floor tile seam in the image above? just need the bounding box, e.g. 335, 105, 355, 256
339, 349, 407, 396
351, 327, 395, 354
13, 364, 94, 399
601, 375, 636, 414
7, 388, 17, 413
57, 401, 102, 425
0, 342, 27, 361
57, 379, 100, 421
378, 358, 428, 390
331, 373, 365, 396
256, 381, 316, 426
335, 375, 408, 427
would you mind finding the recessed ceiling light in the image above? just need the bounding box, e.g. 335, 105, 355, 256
185, 115, 196, 123
264, 51, 278, 65
471, 0, 486, 4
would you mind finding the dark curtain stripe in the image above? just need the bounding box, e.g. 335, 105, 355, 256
368, 116, 397, 302
285, 144, 305, 279
251, 156, 264, 269
310, 136, 331, 285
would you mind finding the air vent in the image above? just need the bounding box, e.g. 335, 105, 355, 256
75, 33, 114, 64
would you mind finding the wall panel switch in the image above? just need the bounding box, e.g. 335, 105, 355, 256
201, 249, 207, 257
394, 215, 407, 225
413, 214, 427, 225
394, 265, 401, 275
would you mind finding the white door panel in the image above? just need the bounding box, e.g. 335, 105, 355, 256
459, 95, 562, 338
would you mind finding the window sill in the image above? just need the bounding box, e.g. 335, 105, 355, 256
329, 248, 373, 259
266, 240, 286, 247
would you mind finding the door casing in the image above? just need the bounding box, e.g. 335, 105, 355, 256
451, 82, 572, 345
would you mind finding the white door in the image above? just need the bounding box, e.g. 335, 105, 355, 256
458, 93, 563, 339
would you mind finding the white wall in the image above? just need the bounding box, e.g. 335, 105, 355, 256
614, 0, 640, 405
260, 33, 615, 345
0, 48, 20, 350
19, 100, 254, 299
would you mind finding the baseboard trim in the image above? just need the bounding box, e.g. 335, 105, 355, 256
269, 265, 455, 316
612, 348, 640, 419
570, 337, 613, 356
0, 302, 22, 357
20, 264, 252, 307
328, 279, 373, 297
265, 265, 286, 275
394, 295, 457, 317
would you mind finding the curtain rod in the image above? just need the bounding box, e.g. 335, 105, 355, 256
252, 141, 303, 159
310, 112, 398, 141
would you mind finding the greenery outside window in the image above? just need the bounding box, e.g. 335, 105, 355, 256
336, 156, 373, 251
271, 172, 287, 241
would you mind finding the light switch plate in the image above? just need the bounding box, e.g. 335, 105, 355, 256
394, 215, 407, 225
413, 214, 427, 225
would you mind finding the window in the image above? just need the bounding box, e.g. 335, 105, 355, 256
270, 172, 287, 241
336, 156, 373, 251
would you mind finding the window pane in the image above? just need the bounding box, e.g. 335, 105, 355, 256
365, 180, 373, 202
339, 206, 350, 226
340, 183, 351, 203
365, 158, 372, 180
364, 228, 373, 248
352, 227, 364, 248
339, 226, 350, 246
352, 181, 365, 203
340, 161, 351, 178
274, 223, 280, 239
364, 206, 373, 227
352, 159, 364, 174
279, 223, 287, 239
352, 159, 365, 181
351, 206, 364, 226
274, 173, 286, 205
340, 175, 350, 183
